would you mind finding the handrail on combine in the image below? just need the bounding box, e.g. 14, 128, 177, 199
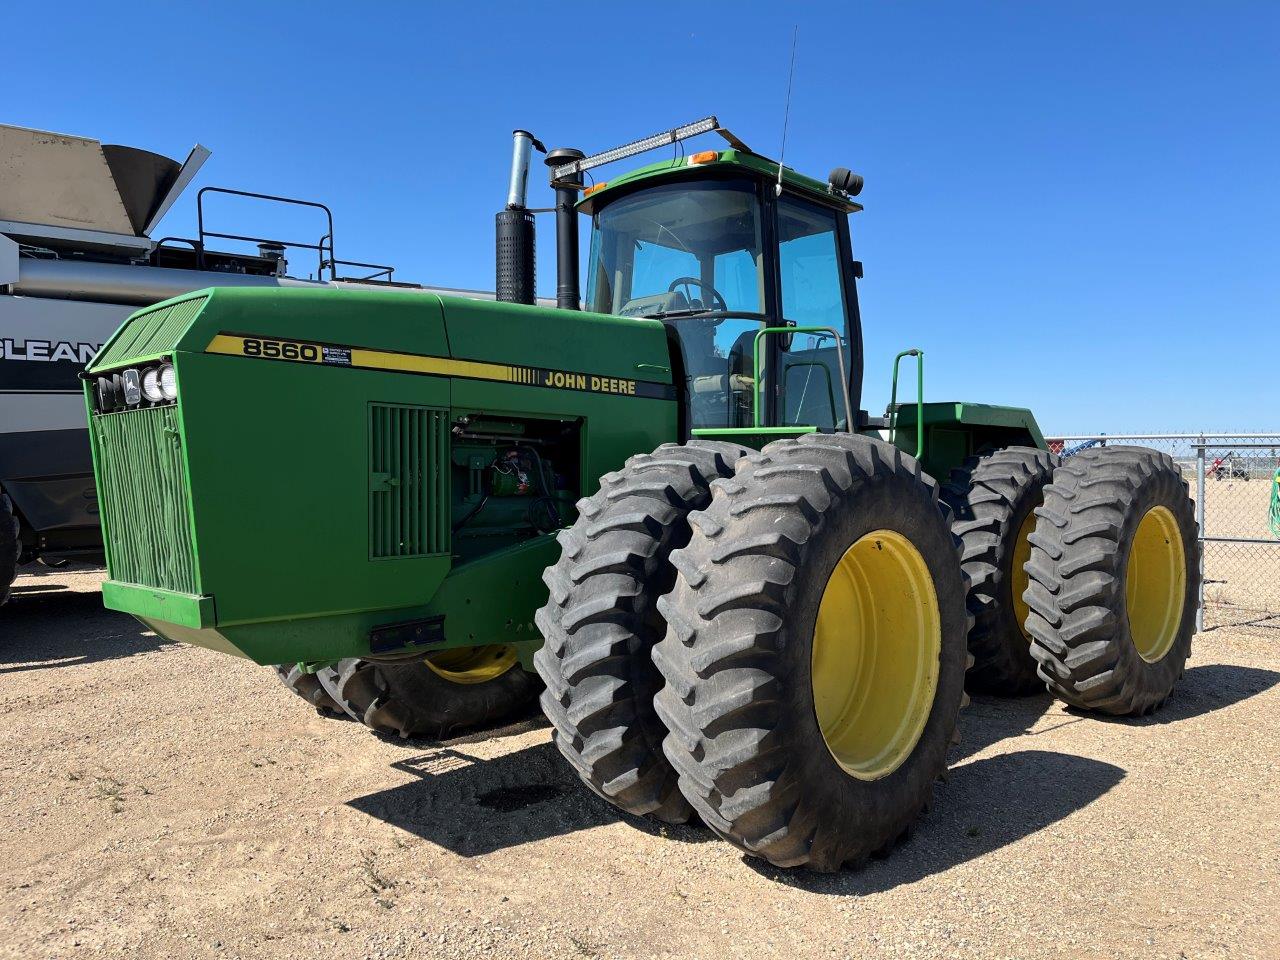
889, 348, 925, 459
197, 186, 336, 278
751, 326, 854, 431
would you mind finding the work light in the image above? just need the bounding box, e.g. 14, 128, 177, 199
141, 366, 165, 403
158, 363, 178, 401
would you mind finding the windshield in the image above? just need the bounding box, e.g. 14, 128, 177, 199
585, 179, 764, 318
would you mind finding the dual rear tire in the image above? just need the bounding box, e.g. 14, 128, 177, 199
537, 435, 970, 870
1024, 446, 1199, 715
941, 445, 1199, 715
538, 437, 1201, 871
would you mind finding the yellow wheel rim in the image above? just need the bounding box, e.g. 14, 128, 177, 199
424, 644, 519, 684
811, 530, 942, 781
1011, 509, 1037, 641
1126, 506, 1186, 663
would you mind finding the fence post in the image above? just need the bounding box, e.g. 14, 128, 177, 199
1195, 435, 1206, 633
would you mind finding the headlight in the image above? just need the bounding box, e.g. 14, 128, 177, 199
159, 363, 178, 401
141, 367, 165, 403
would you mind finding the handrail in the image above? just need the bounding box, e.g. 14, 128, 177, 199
889, 348, 925, 459
751, 326, 854, 431
196, 187, 336, 278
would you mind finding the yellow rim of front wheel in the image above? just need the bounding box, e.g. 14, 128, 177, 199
811, 530, 942, 781
1126, 506, 1186, 663
424, 644, 519, 684
1011, 509, 1037, 641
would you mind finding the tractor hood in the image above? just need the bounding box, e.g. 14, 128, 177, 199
85, 287, 676, 664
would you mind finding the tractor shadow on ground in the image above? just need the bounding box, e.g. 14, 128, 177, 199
366, 701, 551, 749
1073, 663, 1280, 727
950, 662, 1279, 758
0, 569, 169, 672
1203, 612, 1280, 635
751, 662, 1280, 893
348, 740, 715, 858
748, 749, 1126, 895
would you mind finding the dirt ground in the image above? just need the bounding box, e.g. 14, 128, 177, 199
1, 566, 1277, 960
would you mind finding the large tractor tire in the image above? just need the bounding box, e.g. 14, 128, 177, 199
0, 493, 18, 607
653, 434, 969, 871
942, 447, 1057, 695
334, 648, 539, 738
272, 663, 345, 715
1024, 446, 1199, 716
273, 648, 540, 738
534, 440, 752, 823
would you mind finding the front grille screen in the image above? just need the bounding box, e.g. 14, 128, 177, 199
94, 407, 198, 593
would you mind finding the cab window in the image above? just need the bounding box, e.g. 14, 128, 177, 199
585, 179, 765, 317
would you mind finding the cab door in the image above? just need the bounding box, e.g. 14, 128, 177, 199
771, 194, 861, 430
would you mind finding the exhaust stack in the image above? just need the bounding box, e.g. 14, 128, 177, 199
495, 130, 541, 305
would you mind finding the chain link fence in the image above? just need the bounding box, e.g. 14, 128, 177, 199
1046, 434, 1280, 636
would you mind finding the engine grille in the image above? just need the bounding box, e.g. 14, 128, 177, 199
93, 296, 207, 369
93, 406, 199, 594
369, 403, 449, 559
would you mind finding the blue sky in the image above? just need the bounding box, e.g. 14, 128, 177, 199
8, 2, 1276, 432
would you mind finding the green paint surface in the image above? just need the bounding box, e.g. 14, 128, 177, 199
87, 286, 676, 664
890, 401, 1047, 478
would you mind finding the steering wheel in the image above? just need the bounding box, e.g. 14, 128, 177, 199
667, 277, 727, 313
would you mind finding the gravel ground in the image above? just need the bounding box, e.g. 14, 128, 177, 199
1, 566, 1277, 960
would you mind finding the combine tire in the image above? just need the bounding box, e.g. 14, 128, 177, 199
942, 447, 1057, 695
653, 434, 969, 870
334, 647, 540, 738
534, 440, 751, 823
1025, 446, 1199, 715
0, 493, 17, 606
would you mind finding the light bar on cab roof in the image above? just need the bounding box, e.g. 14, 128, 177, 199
551, 117, 720, 181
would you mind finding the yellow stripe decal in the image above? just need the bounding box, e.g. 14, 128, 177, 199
205, 332, 675, 400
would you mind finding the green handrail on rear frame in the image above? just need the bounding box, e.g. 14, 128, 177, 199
889, 348, 925, 460
751, 326, 854, 430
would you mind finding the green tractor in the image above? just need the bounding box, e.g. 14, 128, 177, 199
84, 119, 1199, 871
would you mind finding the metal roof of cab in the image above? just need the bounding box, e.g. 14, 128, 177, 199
575, 149, 864, 216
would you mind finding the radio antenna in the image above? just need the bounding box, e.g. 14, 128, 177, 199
776, 25, 799, 197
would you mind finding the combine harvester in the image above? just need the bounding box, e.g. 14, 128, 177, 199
83, 119, 1200, 871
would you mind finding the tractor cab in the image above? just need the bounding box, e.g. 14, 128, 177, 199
574, 147, 865, 442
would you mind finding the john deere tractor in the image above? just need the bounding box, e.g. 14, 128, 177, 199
84, 119, 1199, 871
